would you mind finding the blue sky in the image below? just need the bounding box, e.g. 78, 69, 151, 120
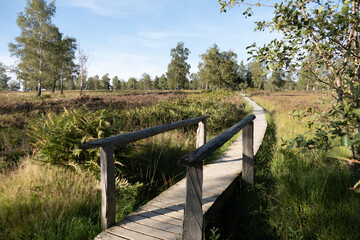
0, 0, 279, 81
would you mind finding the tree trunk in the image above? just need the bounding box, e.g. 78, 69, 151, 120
306, 79, 309, 91
60, 69, 64, 94
37, 80, 42, 97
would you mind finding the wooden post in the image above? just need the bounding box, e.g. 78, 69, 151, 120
100, 144, 116, 230
182, 120, 206, 240
242, 121, 254, 186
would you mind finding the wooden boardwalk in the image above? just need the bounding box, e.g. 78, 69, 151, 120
95, 94, 267, 240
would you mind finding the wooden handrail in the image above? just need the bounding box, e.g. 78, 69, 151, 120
179, 114, 255, 240
79, 115, 210, 150
79, 115, 210, 231
178, 114, 256, 166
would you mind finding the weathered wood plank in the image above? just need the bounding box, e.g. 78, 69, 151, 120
178, 114, 255, 166
137, 204, 184, 220
80, 115, 210, 149
136, 211, 183, 227
100, 144, 116, 230
242, 121, 254, 186
120, 219, 179, 239
125, 215, 182, 234
181, 119, 206, 240
108, 226, 160, 240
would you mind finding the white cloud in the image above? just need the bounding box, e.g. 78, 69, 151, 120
59, 0, 163, 18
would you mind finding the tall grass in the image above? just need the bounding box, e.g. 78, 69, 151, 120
208, 91, 360, 239
252, 92, 360, 239
1, 90, 250, 240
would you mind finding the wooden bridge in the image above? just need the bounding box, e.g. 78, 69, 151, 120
80, 94, 267, 240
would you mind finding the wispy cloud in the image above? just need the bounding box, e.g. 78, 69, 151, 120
60, 0, 162, 18
137, 30, 201, 40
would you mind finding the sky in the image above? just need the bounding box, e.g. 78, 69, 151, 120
0, 0, 279, 82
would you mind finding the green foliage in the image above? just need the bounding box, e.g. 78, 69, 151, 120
0, 62, 10, 91
29, 91, 248, 169
166, 42, 190, 89
28, 107, 110, 169
9, 0, 76, 96
198, 44, 241, 90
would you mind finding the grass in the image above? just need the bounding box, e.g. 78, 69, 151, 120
207, 90, 360, 239
0, 90, 251, 240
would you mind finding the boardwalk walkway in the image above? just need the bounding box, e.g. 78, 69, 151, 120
95, 94, 267, 240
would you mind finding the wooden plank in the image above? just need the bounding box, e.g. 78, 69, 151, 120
120, 220, 179, 239
80, 115, 210, 149
178, 114, 255, 166
136, 211, 183, 227
147, 200, 184, 211
137, 204, 184, 220
125, 215, 181, 234
95, 231, 128, 240
100, 144, 116, 230
108, 226, 160, 240
242, 121, 254, 186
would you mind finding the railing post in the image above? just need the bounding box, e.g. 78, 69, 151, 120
242, 121, 254, 186
182, 119, 206, 240
100, 144, 116, 230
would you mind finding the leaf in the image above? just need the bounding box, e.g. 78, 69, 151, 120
326, 146, 352, 160
353, 108, 360, 117
341, 135, 351, 147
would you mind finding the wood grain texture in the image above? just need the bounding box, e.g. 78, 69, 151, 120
100, 144, 116, 230
178, 114, 256, 166
242, 121, 254, 186
80, 115, 210, 150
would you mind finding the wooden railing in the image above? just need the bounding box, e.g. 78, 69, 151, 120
79, 114, 255, 240
178, 114, 255, 239
79, 115, 210, 230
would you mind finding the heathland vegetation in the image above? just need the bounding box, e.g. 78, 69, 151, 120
0, 90, 250, 239
1, 0, 359, 239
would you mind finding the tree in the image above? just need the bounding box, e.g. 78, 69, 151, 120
0, 62, 10, 91
112, 76, 120, 90
158, 74, 168, 90
166, 42, 190, 89
120, 79, 127, 90
56, 36, 77, 94
153, 75, 160, 89
220, 1, 360, 160
189, 73, 200, 89
77, 45, 88, 96
8, 80, 21, 91
100, 73, 110, 90
283, 71, 296, 90
248, 59, 266, 90
127, 77, 137, 90
268, 70, 285, 90
198, 44, 240, 90
9, 0, 59, 96
139, 73, 152, 90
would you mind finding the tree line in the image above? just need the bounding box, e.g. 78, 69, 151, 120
1, 0, 327, 95
78, 42, 326, 92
